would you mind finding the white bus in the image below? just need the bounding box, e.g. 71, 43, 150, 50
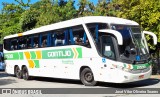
3, 16, 157, 86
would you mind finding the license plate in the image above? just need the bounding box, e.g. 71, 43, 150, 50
139, 75, 144, 79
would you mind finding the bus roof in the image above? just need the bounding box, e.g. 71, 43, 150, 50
4, 16, 139, 39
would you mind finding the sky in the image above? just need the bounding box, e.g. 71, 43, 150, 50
0, 0, 98, 11
0, 0, 39, 10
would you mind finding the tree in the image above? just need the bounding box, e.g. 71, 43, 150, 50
0, 2, 25, 43
112, 0, 160, 50
19, 9, 39, 31
77, 0, 94, 16
20, 0, 53, 30
58, 0, 77, 20
36, 0, 77, 27
0, 0, 33, 43
94, 0, 108, 16
36, 0, 61, 27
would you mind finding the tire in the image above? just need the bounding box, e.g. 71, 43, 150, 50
80, 68, 97, 86
22, 66, 31, 80
14, 66, 22, 79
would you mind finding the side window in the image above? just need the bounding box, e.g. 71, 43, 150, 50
101, 35, 116, 60
69, 25, 90, 48
33, 35, 39, 48
52, 29, 69, 46
41, 34, 47, 47
18, 36, 27, 49
51, 32, 56, 46
86, 23, 109, 42
26, 36, 32, 49
4, 39, 10, 50
25, 34, 39, 49
54, 30, 65, 46
10, 38, 18, 50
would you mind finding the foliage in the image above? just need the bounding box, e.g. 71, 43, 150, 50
112, 0, 160, 50
0, 2, 24, 43
77, 0, 94, 16
94, 0, 110, 16
20, 0, 77, 29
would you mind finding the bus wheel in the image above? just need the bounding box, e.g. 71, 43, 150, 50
80, 68, 97, 86
14, 66, 22, 79
22, 66, 31, 80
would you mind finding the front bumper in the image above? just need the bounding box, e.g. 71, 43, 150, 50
99, 66, 152, 83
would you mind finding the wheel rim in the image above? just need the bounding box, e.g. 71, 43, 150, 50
84, 72, 93, 82
23, 69, 28, 80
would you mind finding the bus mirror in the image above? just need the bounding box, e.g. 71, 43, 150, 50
143, 31, 157, 45
99, 29, 123, 45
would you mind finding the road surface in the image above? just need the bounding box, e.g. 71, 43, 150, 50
0, 71, 160, 97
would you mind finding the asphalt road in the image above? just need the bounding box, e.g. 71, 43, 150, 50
0, 71, 160, 97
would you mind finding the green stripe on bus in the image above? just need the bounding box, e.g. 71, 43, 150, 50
123, 63, 151, 70
30, 51, 36, 59
76, 48, 82, 58
34, 60, 40, 68
5, 53, 20, 60
4, 52, 24, 60
19, 52, 24, 60
4, 48, 82, 60
132, 63, 150, 70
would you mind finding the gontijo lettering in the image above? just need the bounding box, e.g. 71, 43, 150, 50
48, 50, 72, 57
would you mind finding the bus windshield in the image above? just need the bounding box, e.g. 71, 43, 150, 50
111, 25, 149, 64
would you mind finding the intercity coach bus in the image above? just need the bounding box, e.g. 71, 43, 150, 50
3, 16, 157, 86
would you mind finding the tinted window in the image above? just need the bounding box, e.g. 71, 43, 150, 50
4, 39, 10, 50
101, 35, 116, 60
69, 25, 90, 48
19, 36, 27, 49
54, 29, 66, 46
10, 38, 18, 50
86, 23, 109, 42
4, 25, 91, 50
